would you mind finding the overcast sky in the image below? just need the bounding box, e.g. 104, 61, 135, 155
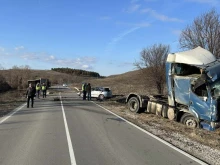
0, 0, 220, 76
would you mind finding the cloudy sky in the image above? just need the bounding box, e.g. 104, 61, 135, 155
0, 0, 220, 76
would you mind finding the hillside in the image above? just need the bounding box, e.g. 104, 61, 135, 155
0, 69, 96, 90
0, 67, 163, 96
76, 68, 161, 95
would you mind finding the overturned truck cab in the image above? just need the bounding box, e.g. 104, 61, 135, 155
126, 47, 220, 131
167, 46, 220, 131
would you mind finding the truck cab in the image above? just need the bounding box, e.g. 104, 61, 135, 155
166, 46, 220, 130
126, 46, 220, 131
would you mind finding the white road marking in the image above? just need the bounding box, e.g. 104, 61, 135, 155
0, 103, 26, 124
92, 101, 208, 165
60, 93, 77, 165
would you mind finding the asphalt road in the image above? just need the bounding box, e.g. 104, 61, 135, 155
0, 86, 207, 165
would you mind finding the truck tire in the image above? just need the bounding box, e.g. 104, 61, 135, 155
128, 97, 142, 113
180, 113, 198, 128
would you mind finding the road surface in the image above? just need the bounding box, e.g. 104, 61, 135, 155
0, 86, 207, 165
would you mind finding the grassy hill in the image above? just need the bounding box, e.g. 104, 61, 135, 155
72, 68, 160, 96
0, 67, 162, 96
0, 69, 95, 90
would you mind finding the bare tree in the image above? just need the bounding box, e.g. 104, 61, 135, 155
20, 65, 31, 89
179, 9, 220, 57
135, 44, 170, 94
8, 65, 31, 89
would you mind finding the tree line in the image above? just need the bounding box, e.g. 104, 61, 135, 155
51, 67, 101, 77
136, 9, 220, 94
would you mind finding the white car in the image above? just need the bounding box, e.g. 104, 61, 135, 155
79, 87, 112, 100
63, 84, 68, 87
91, 87, 112, 100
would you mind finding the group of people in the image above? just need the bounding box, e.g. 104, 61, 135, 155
82, 83, 91, 100
35, 83, 47, 98
26, 83, 47, 108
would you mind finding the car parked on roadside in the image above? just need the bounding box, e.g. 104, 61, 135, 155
78, 87, 112, 100
63, 84, 68, 87
91, 87, 112, 100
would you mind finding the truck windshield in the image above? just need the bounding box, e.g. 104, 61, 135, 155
210, 80, 220, 97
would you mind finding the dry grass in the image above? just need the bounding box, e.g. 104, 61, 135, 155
0, 69, 95, 89
0, 90, 26, 117
77, 69, 159, 96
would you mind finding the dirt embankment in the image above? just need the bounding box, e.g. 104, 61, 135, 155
0, 90, 26, 117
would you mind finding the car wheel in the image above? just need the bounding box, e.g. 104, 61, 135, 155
180, 113, 198, 128
99, 94, 105, 100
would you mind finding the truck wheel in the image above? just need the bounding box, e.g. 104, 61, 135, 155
128, 97, 141, 113
180, 113, 198, 128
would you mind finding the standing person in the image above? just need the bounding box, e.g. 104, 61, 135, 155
87, 83, 91, 101
42, 83, 47, 98
26, 83, 36, 108
82, 83, 87, 100
82, 83, 85, 100
36, 83, 41, 98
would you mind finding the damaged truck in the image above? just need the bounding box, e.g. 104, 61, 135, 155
126, 46, 220, 131
27, 78, 51, 88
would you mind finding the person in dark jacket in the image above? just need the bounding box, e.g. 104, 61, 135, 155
87, 83, 91, 101
26, 83, 36, 108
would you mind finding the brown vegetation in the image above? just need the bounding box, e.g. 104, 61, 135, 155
134, 44, 169, 94
0, 69, 95, 90
0, 90, 25, 117
83, 68, 164, 95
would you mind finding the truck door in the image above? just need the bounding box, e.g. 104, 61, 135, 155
189, 83, 212, 121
